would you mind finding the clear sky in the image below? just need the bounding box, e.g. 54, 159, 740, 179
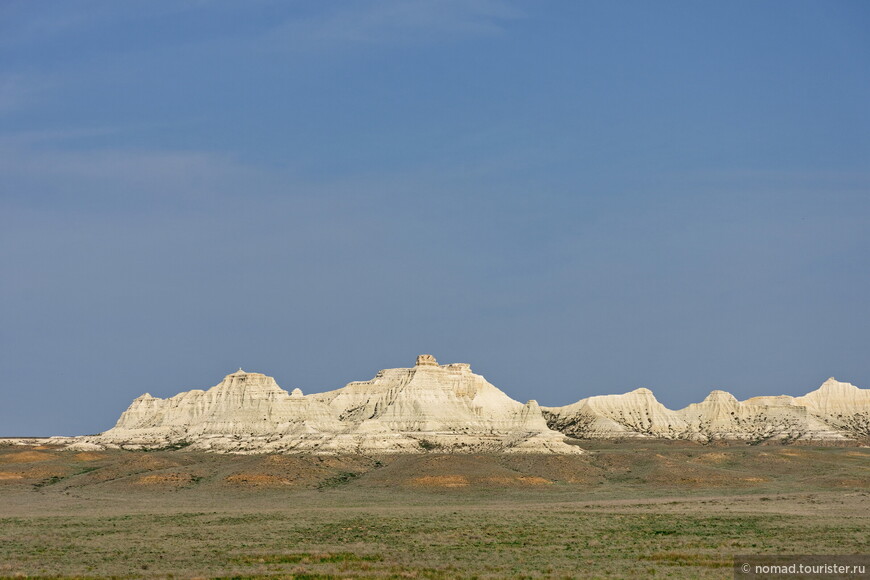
1, 1, 869, 436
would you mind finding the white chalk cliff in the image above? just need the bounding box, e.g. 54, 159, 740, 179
544, 378, 870, 443
96, 369, 343, 453
85, 356, 581, 454
71, 359, 870, 453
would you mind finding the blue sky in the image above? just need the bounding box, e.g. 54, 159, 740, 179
1, 1, 869, 435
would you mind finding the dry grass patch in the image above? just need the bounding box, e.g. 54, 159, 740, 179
484, 476, 553, 486
643, 552, 731, 568
234, 552, 383, 565
693, 452, 730, 464
1, 444, 869, 578
73, 452, 105, 462
830, 478, 870, 488
225, 473, 294, 487
24, 466, 71, 479
780, 450, 809, 457
135, 473, 199, 486
410, 475, 469, 488
0, 451, 55, 464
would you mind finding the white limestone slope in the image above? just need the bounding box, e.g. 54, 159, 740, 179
793, 378, 870, 438
82, 355, 581, 454
311, 355, 571, 453
67, 357, 870, 452
546, 388, 688, 439
95, 370, 342, 452
544, 378, 870, 442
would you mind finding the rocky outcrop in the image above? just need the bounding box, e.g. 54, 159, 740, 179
546, 388, 688, 439
65, 358, 870, 453
544, 378, 870, 443
310, 357, 567, 453
79, 356, 582, 455
93, 369, 344, 453
794, 378, 870, 439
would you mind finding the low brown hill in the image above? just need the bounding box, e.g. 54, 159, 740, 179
2, 442, 868, 501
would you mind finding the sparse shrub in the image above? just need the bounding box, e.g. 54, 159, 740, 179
418, 439, 440, 451
317, 472, 360, 489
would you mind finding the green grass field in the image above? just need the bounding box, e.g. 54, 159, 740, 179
1, 442, 868, 578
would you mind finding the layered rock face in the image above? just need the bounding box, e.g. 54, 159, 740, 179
71, 360, 870, 453
84, 356, 581, 454
544, 378, 870, 443
96, 370, 343, 453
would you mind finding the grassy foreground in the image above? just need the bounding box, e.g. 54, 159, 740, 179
0, 442, 868, 578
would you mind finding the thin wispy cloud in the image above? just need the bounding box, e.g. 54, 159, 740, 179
0, 74, 51, 114
0, 4, 90, 48
267, 0, 523, 50
0, 143, 278, 210
0, 1, 215, 48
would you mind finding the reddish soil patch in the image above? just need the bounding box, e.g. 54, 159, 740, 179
693, 452, 730, 464
74, 452, 105, 462
0, 451, 55, 464
484, 476, 553, 486
410, 475, 469, 488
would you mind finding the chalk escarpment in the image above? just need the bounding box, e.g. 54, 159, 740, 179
544, 378, 870, 442
68, 358, 870, 453
86, 356, 581, 454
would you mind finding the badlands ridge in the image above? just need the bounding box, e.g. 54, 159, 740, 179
64, 355, 869, 454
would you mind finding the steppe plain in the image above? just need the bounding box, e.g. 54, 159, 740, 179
1, 440, 868, 579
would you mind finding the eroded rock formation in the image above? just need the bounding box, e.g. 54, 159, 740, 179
79, 356, 581, 454
66, 358, 870, 454
543, 378, 870, 443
